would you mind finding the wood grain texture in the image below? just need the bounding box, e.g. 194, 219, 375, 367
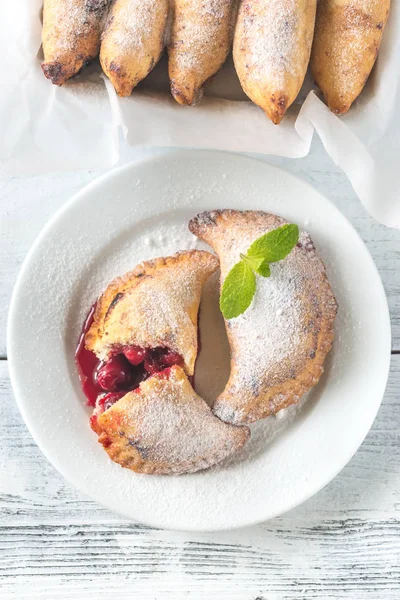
1, 143, 400, 598
1, 356, 399, 599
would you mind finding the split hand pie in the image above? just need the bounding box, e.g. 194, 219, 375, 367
189, 210, 337, 425
85, 250, 219, 375
168, 0, 236, 105
42, 0, 110, 85
94, 365, 250, 475
311, 0, 391, 115
100, 0, 169, 96
233, 0, 317, 123
80, 251, 250, 475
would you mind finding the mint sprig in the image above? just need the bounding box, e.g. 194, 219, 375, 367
247, 223, 300, 263
219, 223, 299, 319
219, 261, 256, 319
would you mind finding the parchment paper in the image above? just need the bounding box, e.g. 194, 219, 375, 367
1, 0, 399, 228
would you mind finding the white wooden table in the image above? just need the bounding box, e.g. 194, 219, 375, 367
1, 141, 399, 600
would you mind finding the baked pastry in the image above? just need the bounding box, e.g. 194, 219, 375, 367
189, 210, 337, 425
42, 0, 109, 85
168, 0, 236, 105
78, 251, 249, 476
93, 365, 250, 474
100, 0, 169, 97
76, 250, 218, 409
233, 0, 317, 124
85, 250, 218, 373
310, 1, 390, 115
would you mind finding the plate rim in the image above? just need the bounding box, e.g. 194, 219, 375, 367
7, 149, 392, 531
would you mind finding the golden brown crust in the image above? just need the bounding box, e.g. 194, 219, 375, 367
233, 0, 316, 124
189, 210, 337, 425
96, 366, 250, 474
168, 0, 236, 106
42, 0, 109, 85
100, 0, 169, 97
85, 250, 219, 375
310, 0, 390, 115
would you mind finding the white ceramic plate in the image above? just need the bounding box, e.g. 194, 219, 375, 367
8, 150, 391, 532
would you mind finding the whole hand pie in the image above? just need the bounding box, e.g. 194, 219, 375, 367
168, 0, 236, 105
233, 0, 316, 124
42, 0, 110, 85
94, 365, 250, 475
189, 210, 337, 425
310, 0, 390, 115
100, 0, 169, 97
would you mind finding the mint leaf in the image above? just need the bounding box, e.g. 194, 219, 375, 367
240, 253, 271, 277
219, 222, 298, 320
254, 259, 271, 277
220, 260, 256, 319
247, 223, 299, 263
240, 253, 265, 272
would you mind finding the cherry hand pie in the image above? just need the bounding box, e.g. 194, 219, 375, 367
168, 0, 236, 106
42, 0, 109, 85
233, 0, 316, 124
85, 250, 218, 377
94, 365, 250, 475
100, 0, 169, 97
189, 210, 337, 425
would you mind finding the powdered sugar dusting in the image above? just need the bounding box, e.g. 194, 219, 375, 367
224, 232, 325, 412
72, 221, 202, 344
90, 251, 217, 373
109, 368, 249, 473
233, 261, 301, 378
190, 210, 336, 424
237, 0, 305, 86
216, 232, 324, 417
313, 0, 389, 102
170, 0, 233, 72
136, 386, 237, 466
102, 0, 167, 54
43, 0, 109, 53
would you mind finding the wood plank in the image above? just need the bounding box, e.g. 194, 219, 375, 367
0, 355, 399, 599
1, 142, 400, 357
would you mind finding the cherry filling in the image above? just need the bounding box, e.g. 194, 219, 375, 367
96, 355, 136, 392
142, 348, 183, 375
75, 303, 99, 407
75, 304, 184, 412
